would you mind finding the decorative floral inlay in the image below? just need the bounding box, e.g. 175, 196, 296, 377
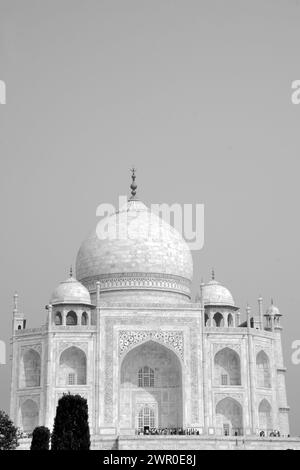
119, 330, 184, 359
20, 343, 42, 355
213, 343, 241, 355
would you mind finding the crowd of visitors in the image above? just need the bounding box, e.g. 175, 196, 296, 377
136, 427, 201, 436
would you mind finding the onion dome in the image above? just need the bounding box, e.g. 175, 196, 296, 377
75, 170, 193, 303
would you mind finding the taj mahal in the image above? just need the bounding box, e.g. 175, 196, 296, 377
9, 172, 300, 450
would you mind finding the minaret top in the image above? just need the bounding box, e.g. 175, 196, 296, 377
129, 167, 138, 200
13, 291, 18, 314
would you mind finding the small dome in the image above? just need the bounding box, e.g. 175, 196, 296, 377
51, 275, 91, 306
202, 279, 235, 307
266, 301, 281, 316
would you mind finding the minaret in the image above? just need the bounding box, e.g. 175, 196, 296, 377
94, 280, 101, 434
246, 303, 257, 433
258, 295, 264, 329
12, 292, 26, 332
246, 303, 252, 329
200, 279, 209, 432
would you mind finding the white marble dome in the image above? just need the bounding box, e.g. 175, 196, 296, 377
51, 275, 92, 306
266, 301, 281, 316
202, 279, 235, 307
76, 198, 193, 302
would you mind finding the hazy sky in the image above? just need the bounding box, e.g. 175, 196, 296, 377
1, 0, 300, 434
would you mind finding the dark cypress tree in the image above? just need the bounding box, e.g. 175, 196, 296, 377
51, 394, 90, 450
30, 426, 50, 450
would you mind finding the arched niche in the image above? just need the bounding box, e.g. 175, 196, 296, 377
256, 351, 271, 388
21, 399, 39, 433
58, 346, 87, 386
216, 397, 243, 436
214, 347, 241, 386
258, 399, 272, 433
20, 349, 41, 388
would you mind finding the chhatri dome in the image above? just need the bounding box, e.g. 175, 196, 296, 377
266, 299, 281, 316
76, 169, 193, 303
51, 268, 92, 306
201, 269, 235, 307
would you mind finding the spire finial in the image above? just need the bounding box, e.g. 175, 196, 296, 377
211, 267, 215, 281
130, 166, 137, 199
69, 266, 73, 278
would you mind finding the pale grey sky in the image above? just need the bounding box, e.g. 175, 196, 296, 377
0, 0, 300, 433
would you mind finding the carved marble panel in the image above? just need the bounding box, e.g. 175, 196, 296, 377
119, 330, 184, 359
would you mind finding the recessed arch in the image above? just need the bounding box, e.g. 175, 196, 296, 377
21, 399, 39, 433
258, 399, 272, 432
66, 311, 77, 326
256, 350, 271, 388
214, 347, 241, 386
120, 340, 183, 432
58, 346, 87, 386
216, 397, 243, 436
20, 349, 41, 388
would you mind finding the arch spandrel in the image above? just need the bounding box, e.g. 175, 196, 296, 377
119, 330, 184, 361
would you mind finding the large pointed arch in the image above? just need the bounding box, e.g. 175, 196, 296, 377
120, 340, 183, 432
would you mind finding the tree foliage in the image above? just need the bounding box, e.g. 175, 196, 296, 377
0, 410, 18, 450
51, 394, 90, 450
30, 426, 50, 450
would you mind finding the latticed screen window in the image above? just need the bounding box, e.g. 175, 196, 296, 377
138, 407, 155, 430
68, 373, 76, 385
138, 366, 154, 387
223, 424, 230, 436
221, 374, 228, 385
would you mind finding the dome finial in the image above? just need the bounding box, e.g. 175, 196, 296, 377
69, 265, 73, 278
211, 267, 215, 281
130, 166, 137, 199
